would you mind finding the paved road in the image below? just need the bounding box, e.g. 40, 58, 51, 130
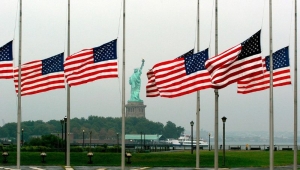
0, 166, 298, 170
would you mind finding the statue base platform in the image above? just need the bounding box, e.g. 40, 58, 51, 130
125, 101, 147, 118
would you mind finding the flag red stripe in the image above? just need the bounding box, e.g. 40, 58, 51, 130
13, 59, 65, 96
146, 52, 212, 98
205, 39, 264, 89
64, 47, 118, 86
0, 62, 13, 79
205, 45, 241, 75
237, 67, 291, 94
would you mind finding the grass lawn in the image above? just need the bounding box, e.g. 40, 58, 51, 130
1, 150, 299, 168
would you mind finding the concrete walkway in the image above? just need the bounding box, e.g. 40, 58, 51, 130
0, 166, 298, 170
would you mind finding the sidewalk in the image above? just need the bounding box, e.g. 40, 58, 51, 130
0, 166, 298, 170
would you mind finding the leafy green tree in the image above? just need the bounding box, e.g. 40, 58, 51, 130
99, 128, 107, 139
28, 137, 42, 146
1, 116, 184, 143
163, 121, 184, 138
28, 134, 60, 148
106, 129, 116, 139
1, 123, 16, 138
0, 127, 9, 138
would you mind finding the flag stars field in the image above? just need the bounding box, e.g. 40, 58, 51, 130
238, 31, 261, 60
265, 47, 290, 71
94, 39, 117, 63
0, 41, 13, 61
41, 53, 64, 75
185, 48, 208, 75
0, 41, 13, 79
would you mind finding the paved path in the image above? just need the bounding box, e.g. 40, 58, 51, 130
0, 166, 298, 170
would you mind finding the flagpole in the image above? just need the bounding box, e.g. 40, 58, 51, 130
293, 0, 298, 169
214, 0, 219, 169
121, 0, 126, 169
195, 0, 200, 169
17, 0, 22, 169
269, 0, 274, 169
66, 0, 71, 166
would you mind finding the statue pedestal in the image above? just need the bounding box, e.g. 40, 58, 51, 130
125, 101, 147, 118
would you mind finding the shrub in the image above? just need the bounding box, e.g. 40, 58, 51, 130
70, 146, 83, 152
92, 146, 105, 152
20, 146, 51, 152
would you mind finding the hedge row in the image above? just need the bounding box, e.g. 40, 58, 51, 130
1, 145, 121, 153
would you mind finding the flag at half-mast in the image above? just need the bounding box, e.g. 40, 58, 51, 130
0, 41, 13, 79
14, 53, 65, 96
205, 30, 264, 89
146, 49, 194, 97
64, 39, 118, 87
237, 46, 291, 94
146, 49, 212, 98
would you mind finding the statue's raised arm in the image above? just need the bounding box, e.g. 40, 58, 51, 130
139, 59, 145, 72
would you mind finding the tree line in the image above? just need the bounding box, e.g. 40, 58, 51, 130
0, 116, 185, 143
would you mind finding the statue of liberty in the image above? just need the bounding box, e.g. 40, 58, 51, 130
129, 59, 145, 102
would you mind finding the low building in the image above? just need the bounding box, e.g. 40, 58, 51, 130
125, 134, 166, 144
0, 139, 12, 146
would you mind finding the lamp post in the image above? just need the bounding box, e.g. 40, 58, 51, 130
144, 133, 146, 150
221, 116, 227, 166
116, 133, 119, 153
89, 131, 92, 152
140, 132, 142, 151
60, 119, 64, 149
57, 133, 59, 150
21, 129, 24, 146
209, 133, 211, 151
87, 131, 93, 164
83, 130, 85, 148
190, 121, 194, 154
64, 116, 67, 165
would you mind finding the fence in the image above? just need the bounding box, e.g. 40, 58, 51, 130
172, 144, 300, 151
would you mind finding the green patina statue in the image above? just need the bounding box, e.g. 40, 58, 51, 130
129, 59, 145, 102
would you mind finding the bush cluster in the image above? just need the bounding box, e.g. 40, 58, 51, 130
1, 144, 120, 153
21, 146, 51, 152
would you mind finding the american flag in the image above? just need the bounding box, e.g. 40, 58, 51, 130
64, 39, 118, 87
237, 46, 291, 94
14, 53, 65, 96
146, 49, 212, 98
146, 49, 195, 97
205, 30, 264, 89
0, 41, 13, 79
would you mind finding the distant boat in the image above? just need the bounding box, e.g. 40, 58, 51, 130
167, 134, 208, 147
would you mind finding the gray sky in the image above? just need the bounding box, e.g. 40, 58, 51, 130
0, 0, 298, 135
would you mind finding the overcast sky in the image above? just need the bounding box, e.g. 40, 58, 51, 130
0, 0, 298, 136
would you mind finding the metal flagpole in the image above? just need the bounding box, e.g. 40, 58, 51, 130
214, 0, 219, 169
66, 0, 71, 166
269, 0, 274, 169
196, 0, 200, 169
293, 0, 298, 169
121, 0, 126, 169
17, 0, 22, 169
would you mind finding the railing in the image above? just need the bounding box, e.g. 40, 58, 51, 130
171, 144, 299, 151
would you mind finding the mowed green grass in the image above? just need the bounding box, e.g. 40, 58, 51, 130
1, 150, 299, 168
